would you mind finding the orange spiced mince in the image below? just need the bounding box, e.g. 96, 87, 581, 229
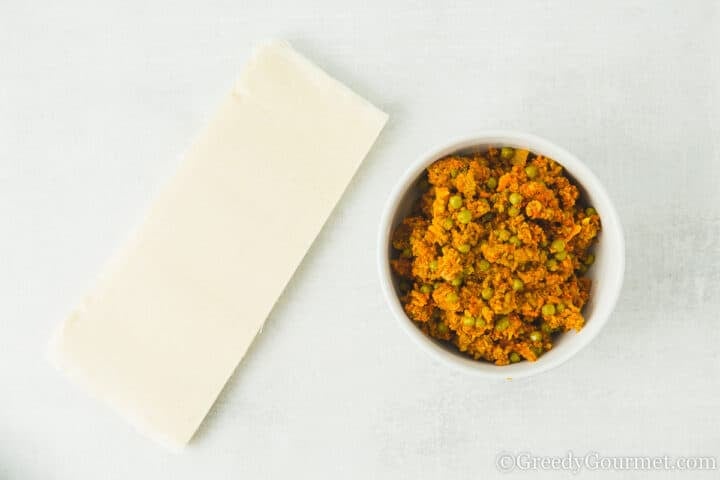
390, 147, 600, 365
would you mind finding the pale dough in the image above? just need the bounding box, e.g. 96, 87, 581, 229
51, 40, 388, 449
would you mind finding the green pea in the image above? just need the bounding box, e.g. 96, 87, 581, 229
556, 302, 565, 313
546, 259, 558, 271
437, 322, 448, 334
531, 346, 544, 356
486, 177, 498, 190
508, 206, 520, 217
443, 218, 454, 230
420, 284, 432, 294
509, 235, 521, 246
509, 192, 523, 206
401, 248, 412, 258
500, 147, 515, 160
551, 239, 565, 252
512, 278, 524, 291
458, 243, 471, 254
585, 207, 597, 216
529, 331, 542, 342
585, 254, 595, 265
450, 168, 458, 178
429, 260, 438, 271
475, 317, 486, 329
509, 352, 521, 363
451, 277, 463, 287
495, 316, 510, 331
462, 315, 475, 327
449, 195, 463, 209
542, 303, 556, 316
446, 292, 459, 303
477, 259, 491, 272
457, 209, 472, 224
525, 165, 538, 178
541, 322, 553, 333
496, 229, 510, 241
481, 287, 494, 300
555, 251, 567, 261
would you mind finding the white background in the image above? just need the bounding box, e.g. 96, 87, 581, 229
2, 1, 719, 478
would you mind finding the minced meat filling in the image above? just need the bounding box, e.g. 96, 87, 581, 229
390, 147, 600, 365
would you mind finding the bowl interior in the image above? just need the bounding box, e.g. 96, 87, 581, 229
381, 134, 624, 378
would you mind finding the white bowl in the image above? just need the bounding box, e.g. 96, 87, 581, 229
377, 131, 625, 379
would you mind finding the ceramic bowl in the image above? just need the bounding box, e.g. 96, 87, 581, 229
377, 131, 625, 379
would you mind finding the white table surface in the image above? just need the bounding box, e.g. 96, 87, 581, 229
2, 1, 719, 478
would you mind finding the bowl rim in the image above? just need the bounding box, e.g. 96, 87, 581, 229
377, 130, 625, 379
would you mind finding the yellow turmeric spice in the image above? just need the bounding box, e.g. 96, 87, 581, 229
390, 147, 600, 365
